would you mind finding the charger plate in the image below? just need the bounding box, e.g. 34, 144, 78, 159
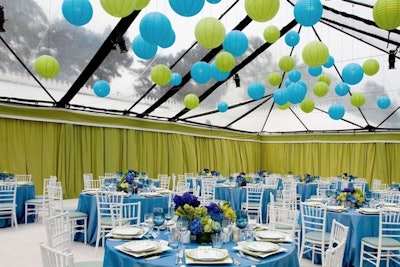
255, 230, 285, 241
242, 241, 280, 253
115, 240, 171, 257
185, 248, 232, 265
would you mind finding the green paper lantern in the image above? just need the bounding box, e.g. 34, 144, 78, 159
150, 64, 172, 86
100, 0, 136, 17
245, 0, 280, 22
184, 94, 200, 109
268, 72, 282, 86
133, 0, 150, 10
317, 74, 331, 86
302, 41, 329, 67
276, 102, 290, 110
373, 0, 400, 30
215, 51, 235, 72
195, 17, 226, 49
313, 81, 329, 97
279, 56, 295, 72
351, 93, 366, 107
34, 55, 60, 79
300, 99, 315, 113
362, 59, 380, 76
263, 25, 280, 43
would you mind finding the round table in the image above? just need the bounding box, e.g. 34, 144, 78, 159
103, 232, 300, 267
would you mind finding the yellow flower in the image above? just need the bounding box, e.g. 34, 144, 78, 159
119, 182, 129, 189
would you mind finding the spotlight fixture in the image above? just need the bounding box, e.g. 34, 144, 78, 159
388, 49, 397, 69
0, 6, 5, 32
112, 32, 128, 53
233, 73, 240, 87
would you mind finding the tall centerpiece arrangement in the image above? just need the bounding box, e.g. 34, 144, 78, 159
337, 187, 365, 208
117, 169, 140, 193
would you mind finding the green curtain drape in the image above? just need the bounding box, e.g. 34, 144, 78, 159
1, 105, 400, 198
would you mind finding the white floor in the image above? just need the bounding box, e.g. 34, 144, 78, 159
0, 198, 319, 267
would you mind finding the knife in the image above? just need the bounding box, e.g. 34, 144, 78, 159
144, 254, 169, 261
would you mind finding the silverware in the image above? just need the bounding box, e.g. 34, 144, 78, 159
229, 253, 241, 266
144, 254, 169, 261
237, 251, 261, 263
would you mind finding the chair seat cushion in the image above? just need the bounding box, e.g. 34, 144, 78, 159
67, 211, 88, 219
0, 203, 14, 209
305, 231, 331, 242
25, 198, 48, 204
275, 222, 301, 230
362, 237, 400, 248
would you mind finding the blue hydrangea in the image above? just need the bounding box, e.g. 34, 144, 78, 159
190, 218, 203, 235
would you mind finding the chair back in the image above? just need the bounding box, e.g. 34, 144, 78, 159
264, 176, 279, 189
269, 205, 299, 240
40, 242, 74, 267
0, 182, 17, 227
44, 212, 72, 253
95, 191, 124, 227
281, 188, 297, 210
14, 174, 32, 183
47, 182, 64, 216
159, 176, 171, 190
317, 182, 331, 199
352, 182, 366, 193
199, 178, 216, 205
243, 184, 264, 221
301, 202, 328, 239
111, 202, 141, 227
83, 173, 93, 190
323, 241, 346, 267
379, 207, 400, 246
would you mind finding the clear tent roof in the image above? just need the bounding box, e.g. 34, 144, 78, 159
0, 0, 399, 134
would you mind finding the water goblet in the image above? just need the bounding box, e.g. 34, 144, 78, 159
176, 217, 189, 247
142, 213, 154, 239
153, 207, 165, 240
221, 218, 233, 243
235, 210, 248, 241
164, 204, 175, 231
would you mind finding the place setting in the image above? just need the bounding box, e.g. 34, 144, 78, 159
185, 247, 233, 265
232, 240, 288, 258
253, 230, 291, 243
114, 239, 172, 258
106, 225, 149, 240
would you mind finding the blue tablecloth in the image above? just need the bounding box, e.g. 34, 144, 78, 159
296, 183, 318, 201
76, 192, 169, 246
103, 232, 300, 267
0, 183, 35, 227
215, 186, 276, 223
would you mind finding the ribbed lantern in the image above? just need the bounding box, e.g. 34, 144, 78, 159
169, 0, 205, 17
268, 72, 282, 86
184, 94, 200, 109
215, 51, 235, 72
302, 41, 329, 67
131, 35, 157, 60
350, 93, 366, 107
287, 83, 306, 104
245, 0, 280, 22
140, 12, 173, 46
195, 17, 226, 49
300, 99, 315, 113
217, 101, 229, 112
313, 81, 329, 97
294, 0, 323, 27
335, 82, 350, 97
288, 69, 301, 82
100, 0, 136, 17
362, 59, 380, 76
377, 96, 391, 109
273, 88, 289, 105
373, 0, 400, 30
285, 31, 300, 47
317, 74, 331, 86
276, 102, 291, 110
93, 80, 110, 97
247, 82, 265, 100
328, 104, 345, 120
170, 73, 182, 86
222, 30, 248, 57
34, 55, 60, 79
133, 0, 150, 10
279, 56, 295, 72
308, 66, 322, 77
150, 64, 172, 86
263, 25, 281, 43
62, 0, 93, 26
323, 55, 335, 68
210, 61, 230, 82
342, 63, 364, 85
191, 61, 212, 84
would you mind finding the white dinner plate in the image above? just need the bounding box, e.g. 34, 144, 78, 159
242, 241, 280, 252
111, 227, 141, 236
358, 208, 380, 214
123, 240, 159, 253
255, 230, 285, 240
186, 248, 228, 261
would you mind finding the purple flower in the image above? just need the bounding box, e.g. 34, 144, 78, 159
204, 168, 209, 173
173, 192, 200, 210
206, 203, 223, 221
341, 187, 355, 194
190, 218, 203, 235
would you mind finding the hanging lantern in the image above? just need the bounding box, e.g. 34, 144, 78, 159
328, 104, 345, 120
294, 0, 323, 27
268, 72, 282, 86
317, 74, 331, 86
191, 61, 212, 84
207, 0, 221, 3
263, 25, 281, 43
158, 30, 176, 48
131, 35, 157, 60
222, 30, 248, 57
285, 31, 300, 47
150, 64, 172, 86
245, 0, 280, 22
169, 0, 205, 17
313, 81, 329, 97
215, 51, 235, 72
288, 69, 301, 82
279, 55, 295, 72
139, 12, 173, 46
62, 0, 93, 26
373, 0, 400, 30
170, 73, 182, 86
335, 82, 350, 97
273, 88, 289, 105
323, 55, 335, 68
377, 96, 391, 109
342, 63, 364, 85
195, 17, 226, 49
350, 93, 366, 107
287, 83, 306, 104
133, 0, 150, 10
276, 102, 291, 110
247, 82, 265, 100
300, 99, 315, 113
34, 55, 60, 79
308, 66, 322, 77
302, 41, 329, 67
93, 80, 110, 97
210, 61, 230, 81
362, 59, 380, 76
184, 94, 200, 109
217, 101, 229, 112
100, 0, 136, 17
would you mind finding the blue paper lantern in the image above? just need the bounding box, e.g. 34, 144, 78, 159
308, 66, 322, 77
273, 88, 289, 105
294, 0, 323, 27
287, 83, 306, 104
169, 0, 205, 17
62, 0, 93, 26
342, 63, 364, 85
139, 12, 173, 45
247, 82, 265, 100
335, 82, 350, 97
222, 30, 249, 57
285, 31, 300, 47
207, 0, 221, 3
377, 96, 391, 109
170, 73, 182, 86
158, 30, 176, 48
132, 35, 157, 60
210, 61, 230, 81
328, 104, 345, 120
93, 80, 110, 97
191, 61, 212, 84
284, 79, 292, 88
288, 69, 301, 82
323, 55, 335, 68
217, 101, 229, 112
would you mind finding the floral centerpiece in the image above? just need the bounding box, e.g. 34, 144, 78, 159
236, 172, 248, 186
301, 173, 315, 184
173, 192, 236, 243
258, 170, 267, 178
117, 169, 139, 193
341, 172, 355, 181
199, 168, 220, 177
337, 187, 365, 207
0, 172, 13, 181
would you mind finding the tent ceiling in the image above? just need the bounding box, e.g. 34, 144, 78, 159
0, 0, 399, 134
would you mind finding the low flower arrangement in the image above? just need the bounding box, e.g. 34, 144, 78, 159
300, 173, 316, 183
341, 172, 355, 181
236, 172, 249, 186
258, 170, 267, 178
337, 187, 365, 206
199, 168, 220, 177
173, 192, 236, 242
117, 169, 139, 192
0, 172, 13, 181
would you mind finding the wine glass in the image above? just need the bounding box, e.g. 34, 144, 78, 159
176, 217, 190, 248
164, 204, 175, 231
235, 210, 248, 241
153, 207, 165, 241
221, 218, 233, 243
142, 213, 154, 239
